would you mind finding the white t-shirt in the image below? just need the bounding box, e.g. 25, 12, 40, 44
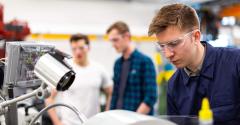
58, 59, 113, 125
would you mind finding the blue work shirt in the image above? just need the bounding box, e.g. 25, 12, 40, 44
167, 41, 240, 124
110, 49, 157, 115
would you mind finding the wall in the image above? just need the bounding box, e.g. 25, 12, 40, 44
1, 0, 161, 35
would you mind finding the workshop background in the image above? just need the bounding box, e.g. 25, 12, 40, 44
0, 0, 240, 117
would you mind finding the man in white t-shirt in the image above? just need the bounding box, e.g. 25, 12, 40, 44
45, 34, 113, 125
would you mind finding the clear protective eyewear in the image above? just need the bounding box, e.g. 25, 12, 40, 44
71, 45, 88, 52
156, 30, 196, 52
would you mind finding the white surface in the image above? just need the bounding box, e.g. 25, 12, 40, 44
83, 110, 176, 125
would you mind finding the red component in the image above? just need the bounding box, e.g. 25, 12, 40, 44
4, 19, 31, 41
0, 3, 31, 58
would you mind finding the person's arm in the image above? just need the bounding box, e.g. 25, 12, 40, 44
110, 83, 117, 110
103, 86, 113, 111
137, 57, 157, 115
166, 73, 179, 115
167, 90, 178, 115
45, 89, 63, 125
99, 64, 114, 111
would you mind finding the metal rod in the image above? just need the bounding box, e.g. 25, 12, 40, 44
0, 89, 39, 108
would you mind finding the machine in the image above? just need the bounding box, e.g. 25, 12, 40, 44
0, 42, 75, 125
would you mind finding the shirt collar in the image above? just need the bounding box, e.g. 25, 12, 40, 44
184, 66, 201, 77
120, 49, 138, 61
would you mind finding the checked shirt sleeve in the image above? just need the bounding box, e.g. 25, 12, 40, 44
142, 57, 157, 108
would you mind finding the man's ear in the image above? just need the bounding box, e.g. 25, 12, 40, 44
123, 32, 131, 40
193, 30, 201, 44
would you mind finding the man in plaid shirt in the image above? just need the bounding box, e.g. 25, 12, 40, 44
106, 21, 157, 115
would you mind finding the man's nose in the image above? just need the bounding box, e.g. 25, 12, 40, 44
75, 49, 83, 54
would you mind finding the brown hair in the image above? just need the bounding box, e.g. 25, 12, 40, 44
106, 21, 130, 34
148, 4, 200, 36
70, 33, 90, 46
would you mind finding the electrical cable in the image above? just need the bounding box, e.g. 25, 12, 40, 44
29, 103, 87, 125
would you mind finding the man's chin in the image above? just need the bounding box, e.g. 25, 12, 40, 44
175, 65, 184, 68
173, 63, 185, 69
115, 49, 122, 53
74, 59, 83, 63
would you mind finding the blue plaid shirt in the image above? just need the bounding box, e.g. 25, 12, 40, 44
110, 49, 157, 115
